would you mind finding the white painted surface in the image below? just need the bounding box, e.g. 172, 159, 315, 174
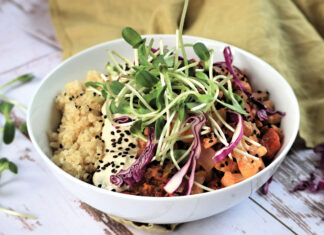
0, 0, 322, 234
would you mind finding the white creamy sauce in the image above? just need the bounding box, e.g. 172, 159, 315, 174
92, 104, 139, 192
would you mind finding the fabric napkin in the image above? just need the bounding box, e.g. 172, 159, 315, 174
48, 0, 324, 230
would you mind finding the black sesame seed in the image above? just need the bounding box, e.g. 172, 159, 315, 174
225, 161, 228, 166
97, 153, 100, 156
64, 92, 67, 96
93, 92, 96, 96
118, 147, 123, 150
118, 152, 122, 156
105, 149, 109, 152
72, 96, 75, 99
96, 169, 101, 172
98, 184, 102, 188
209, 139, 213, 143
69, 97, 72, 101
122, 155, 126, 157
111, 131, 115, 135
116, 166, 120, 169
124, 138, 129, 142
120, 162, 125, 165
130, 155, 134, 159
120, 133, 125, 137
80, 93, 83, 96
99, 160, 103, 163
116, 130, 121, 133
101, 140, 105, 143
220, 164, 225, 168
113, 155, 118, 158
95, 135, 99, 139
125, 148, 130, 151
99, 120, 103, 123
59, 144, 63, 148
251, 160, 254, 163
111, 139, 116, 142
125, 130, 131, 135
123, 151, 128, 154
89, 108, 92, 111
257, 90, 262, 93
112, 189, 116, 192
104, 115, 107, 119
255, 154, 259, 157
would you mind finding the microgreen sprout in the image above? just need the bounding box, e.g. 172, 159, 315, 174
84, 0, 266, 193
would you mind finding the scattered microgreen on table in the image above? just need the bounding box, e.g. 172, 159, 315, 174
0, 74, 36, 219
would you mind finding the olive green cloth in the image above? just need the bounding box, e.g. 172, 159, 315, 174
49, 0, 324, 148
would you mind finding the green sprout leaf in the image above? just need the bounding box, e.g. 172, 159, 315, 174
110, 102, 130, 114
85, 82, 105, 89
109, 81, 124, 96
0, 158, 18, 174
122, 27, 144, 48
0, 74, 34, 91
152, 55, 167, 70
178, 103, 186, 122
135, 70, 159, 88
155, 117, 166, 139
138, 43, 150, 66
0, 102, 14, 119
3, 120, 15, 144
193, 42, 210, 61
130, 120, 146, 141
198, 94, 214, 103
165, 149, 189, 163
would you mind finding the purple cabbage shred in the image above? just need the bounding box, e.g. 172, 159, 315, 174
110, 127, 157, 187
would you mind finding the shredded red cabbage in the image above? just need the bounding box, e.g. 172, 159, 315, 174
251, 95, 286, 121
223, 47, 250, 94
164, 112, 206, 195
290, 143, 324, 193
113, 116, 132, 123
112, 116, 132, 129
261, 176, 273, 195
212, 112, 243, 163
110, 127, 157, 187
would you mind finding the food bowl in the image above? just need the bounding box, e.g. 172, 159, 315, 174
27, 35, 299, 224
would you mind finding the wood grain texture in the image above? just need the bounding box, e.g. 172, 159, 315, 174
0, 0, 322, 234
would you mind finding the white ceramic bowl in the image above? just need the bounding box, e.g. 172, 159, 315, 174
27, 35, 299, 224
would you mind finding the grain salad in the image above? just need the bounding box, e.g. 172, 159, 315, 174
48, 0, 285, 196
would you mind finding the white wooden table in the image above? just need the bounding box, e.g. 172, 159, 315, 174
0, 1, 323, 234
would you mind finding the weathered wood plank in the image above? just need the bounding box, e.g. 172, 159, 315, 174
251, 138, 324, 235
0, 0, 60, 73
0, 131, 133, 235
128, 199, 293, 235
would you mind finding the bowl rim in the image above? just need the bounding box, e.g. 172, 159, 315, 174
27, 34, 300, 202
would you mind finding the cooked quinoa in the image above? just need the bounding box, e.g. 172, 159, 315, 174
48, 71, 106, 182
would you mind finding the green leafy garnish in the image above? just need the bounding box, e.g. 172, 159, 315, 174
122, 27, 145, 48
130, 120, 146, 141
0, 74, 34, 91
0, 158, 18, 174
193, 42, 210, 62
135, 70, 159, 88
